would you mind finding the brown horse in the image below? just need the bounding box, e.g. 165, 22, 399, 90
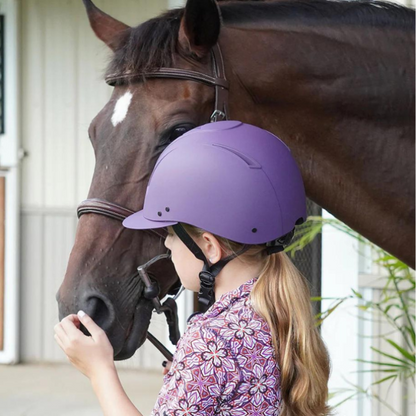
57, 0, 415, 360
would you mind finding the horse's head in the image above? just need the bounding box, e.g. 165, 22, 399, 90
57, 0, 225, 360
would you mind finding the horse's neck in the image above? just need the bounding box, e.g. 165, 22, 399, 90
221, 24, 415, 267
223, 23, 413, 122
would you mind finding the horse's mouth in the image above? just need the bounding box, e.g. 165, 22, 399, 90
125, 319, 134, 340
114, 298, 154, 360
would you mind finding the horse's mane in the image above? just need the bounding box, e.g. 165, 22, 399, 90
107, 0, 415, 78
220, 0, 414, 26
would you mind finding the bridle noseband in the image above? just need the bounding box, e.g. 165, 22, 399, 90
76, 44, 229, 361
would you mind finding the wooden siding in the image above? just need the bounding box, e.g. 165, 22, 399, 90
21, 0, 169, 209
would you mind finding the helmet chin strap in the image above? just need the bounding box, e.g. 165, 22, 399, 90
172, 224, 250, 312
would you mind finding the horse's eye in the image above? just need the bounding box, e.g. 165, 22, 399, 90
169, 124, 195, 142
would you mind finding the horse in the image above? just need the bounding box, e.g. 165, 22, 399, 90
56, 0, 415, 360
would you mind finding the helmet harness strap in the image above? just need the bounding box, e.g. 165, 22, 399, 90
171, 224, 297, 312
172, 223, 251, 312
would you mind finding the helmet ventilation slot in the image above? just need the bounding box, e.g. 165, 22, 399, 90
211, 143, 262, 169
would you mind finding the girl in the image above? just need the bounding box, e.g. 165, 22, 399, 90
54, 121, 331, 416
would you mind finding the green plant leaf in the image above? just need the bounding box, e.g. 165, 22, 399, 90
385, 339, 416, 363
355, 369, 398, 374
352, 288, 363, 299
404, 326, 416, 346
333, 393, 359, 408
370, 347, 411, 365
371, 375, 397, 386
356, 358, 408, 369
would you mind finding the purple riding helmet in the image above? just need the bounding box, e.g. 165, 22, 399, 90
123, 121, 307, 310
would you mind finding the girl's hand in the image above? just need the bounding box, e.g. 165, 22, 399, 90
54, 311, 115, 380
162, 360, 172, 375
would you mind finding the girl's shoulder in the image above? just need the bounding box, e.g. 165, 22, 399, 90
199, 297, 274, 354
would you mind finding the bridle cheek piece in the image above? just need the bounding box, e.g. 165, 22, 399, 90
75, 44, 229, 361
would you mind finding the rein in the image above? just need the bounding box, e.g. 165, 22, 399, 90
76, 44, 230, 361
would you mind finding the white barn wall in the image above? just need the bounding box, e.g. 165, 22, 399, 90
20, 0, 172, 368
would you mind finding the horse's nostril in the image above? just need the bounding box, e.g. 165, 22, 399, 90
80, 295, 115, 335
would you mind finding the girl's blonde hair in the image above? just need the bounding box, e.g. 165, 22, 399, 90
182, 223, 331, 416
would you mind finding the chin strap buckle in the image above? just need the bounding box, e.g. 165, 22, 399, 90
265, 245, 285, 255
265, 229, 296, 255
198, 270, 216, 308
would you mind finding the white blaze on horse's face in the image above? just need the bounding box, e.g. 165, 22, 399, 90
111, 91, 133, 127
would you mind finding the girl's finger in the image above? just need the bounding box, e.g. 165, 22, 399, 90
54, 323, 68, 345
60, 315, 83, 339
54, 333, 66, 352
161, 360, 172, 375
65, 314, 81, 329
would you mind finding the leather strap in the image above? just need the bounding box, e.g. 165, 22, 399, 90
146, 332, 173, 361
77, 198, 166, 239
172, 223, 250, 311
105, 67, 229, 89
77, 198, 135, 221
210, 44, 229, 122
104, 44, 229, 124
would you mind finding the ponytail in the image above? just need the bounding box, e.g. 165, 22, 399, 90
182, 223, 331, 416
250, 252, 331, 416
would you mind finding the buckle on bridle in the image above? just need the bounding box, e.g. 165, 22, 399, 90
210, 109, 227, 123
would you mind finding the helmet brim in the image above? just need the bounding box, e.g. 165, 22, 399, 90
122, 210, 178, 230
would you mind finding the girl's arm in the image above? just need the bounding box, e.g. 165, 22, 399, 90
54, 311, 143, 416
90, 365, 143, 416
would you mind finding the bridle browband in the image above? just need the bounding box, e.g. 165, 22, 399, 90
76, 44, 230, 361
106, 44, 229, 122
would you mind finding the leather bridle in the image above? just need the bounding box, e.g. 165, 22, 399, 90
76, 44, 229, 361
105, 44, 229, 122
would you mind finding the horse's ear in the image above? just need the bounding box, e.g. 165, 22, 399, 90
83, 0, 130, 51
178, 0, 221, 58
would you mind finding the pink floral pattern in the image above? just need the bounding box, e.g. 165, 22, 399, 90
151, 278, 282, 415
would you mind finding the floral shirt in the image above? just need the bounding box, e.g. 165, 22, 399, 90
151, 277, 282, 416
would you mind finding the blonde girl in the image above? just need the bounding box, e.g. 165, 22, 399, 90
54, 121, 331, 416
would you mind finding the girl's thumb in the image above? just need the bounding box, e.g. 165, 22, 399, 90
77, 310, 101, 337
